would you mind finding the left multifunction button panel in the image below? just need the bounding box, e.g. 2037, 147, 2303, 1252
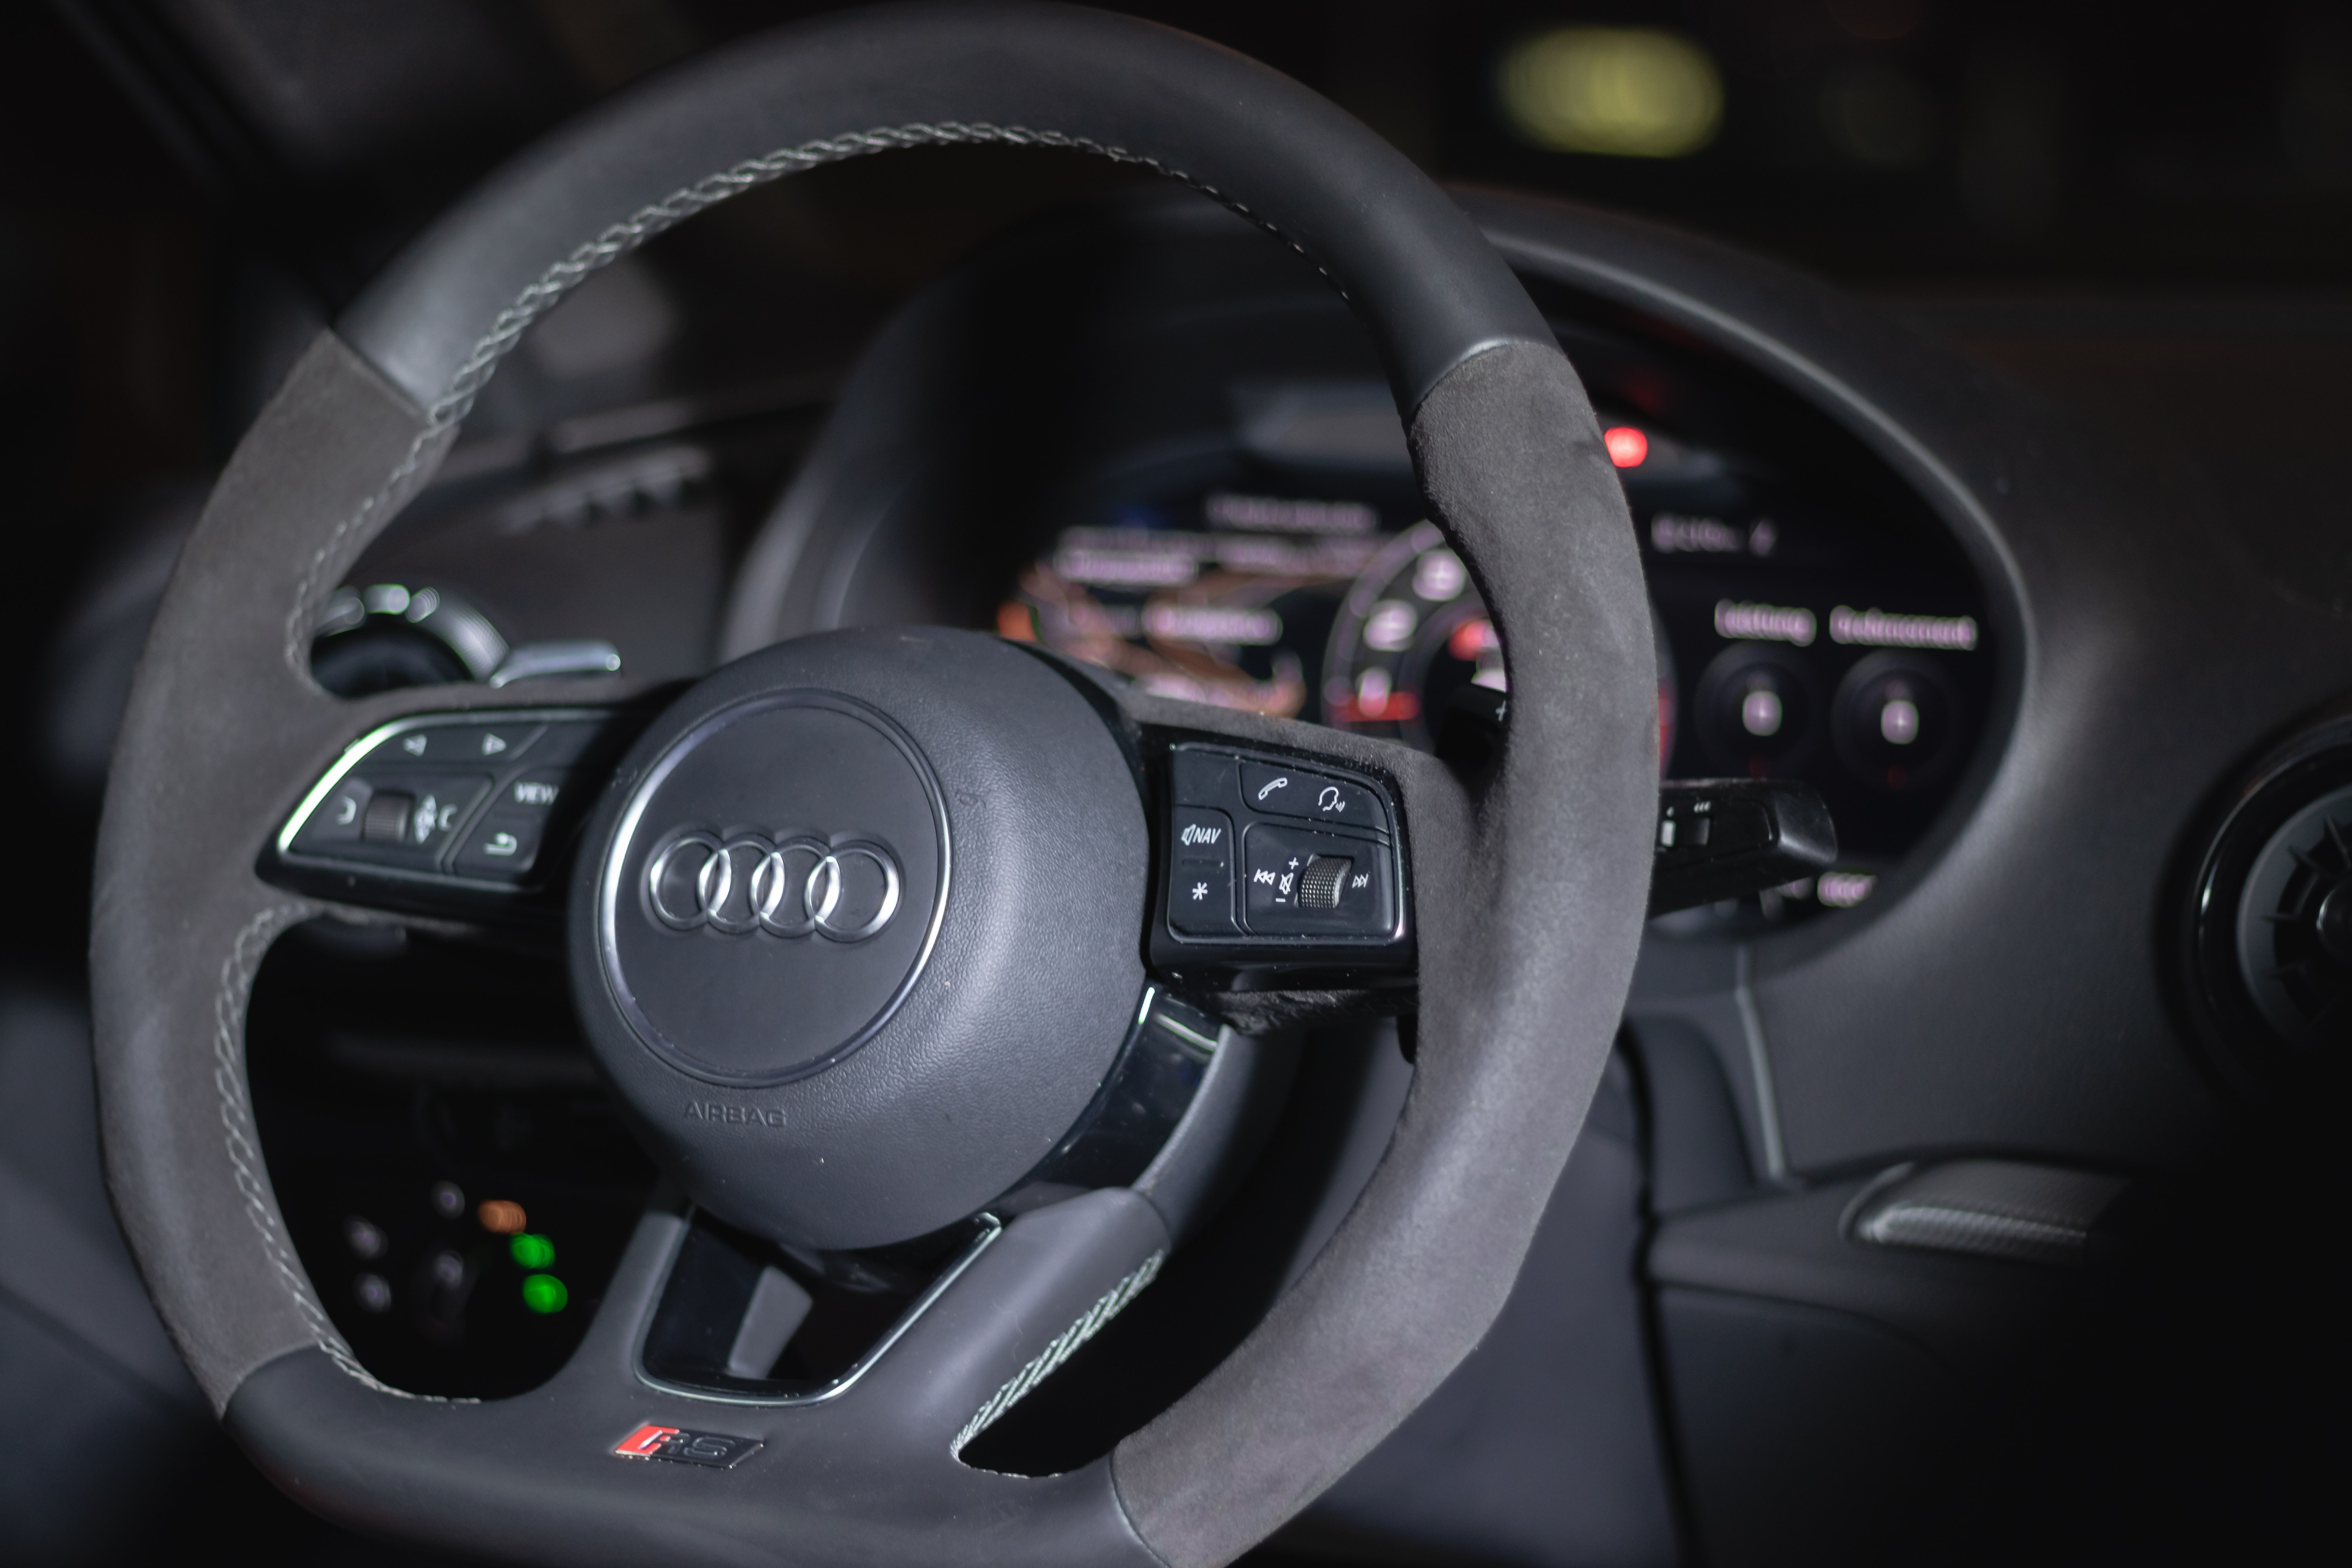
1153, 742, 1411, 984
262, 710, 640, 916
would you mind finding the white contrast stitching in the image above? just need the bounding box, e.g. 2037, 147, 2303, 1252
214, 904, 461, 1401
952, 1250, 1163, 1460
285, 120, 1336, 679
281, 423, 448, 675
421, 123, 1334, 435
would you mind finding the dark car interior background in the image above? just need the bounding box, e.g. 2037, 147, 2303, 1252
4, 2, 2348, 1564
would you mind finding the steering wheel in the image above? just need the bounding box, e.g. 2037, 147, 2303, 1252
90, 5, 1655, 1564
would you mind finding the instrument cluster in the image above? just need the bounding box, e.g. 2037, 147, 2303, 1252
1001, 396, 1993, 926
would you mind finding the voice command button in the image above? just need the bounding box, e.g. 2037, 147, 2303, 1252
1238, 760, 1386, 833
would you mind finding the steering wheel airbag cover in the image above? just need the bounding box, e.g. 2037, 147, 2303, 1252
596, 690, 949, 1087
573, 629, 1149, 1252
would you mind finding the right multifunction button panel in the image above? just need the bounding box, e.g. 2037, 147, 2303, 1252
1159, 744, 1407, 975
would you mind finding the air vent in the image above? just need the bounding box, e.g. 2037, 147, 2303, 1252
2236, 784, 2352, 1044
2184, 715, 2352, 1085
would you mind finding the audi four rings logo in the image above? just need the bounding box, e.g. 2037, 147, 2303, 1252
646, 832, 902, 942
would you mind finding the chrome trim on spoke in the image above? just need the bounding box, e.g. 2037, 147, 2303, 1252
632, 1212, 1004, 1408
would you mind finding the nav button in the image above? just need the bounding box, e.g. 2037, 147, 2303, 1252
1167, 807, 1237, 936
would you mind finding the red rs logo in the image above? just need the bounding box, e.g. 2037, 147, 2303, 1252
613, 1423, 679, 1457
612, 1421, 763, 1469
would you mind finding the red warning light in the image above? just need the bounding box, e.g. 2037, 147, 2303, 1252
1448, 617, 1499, 663
1604, 426, 1649, 468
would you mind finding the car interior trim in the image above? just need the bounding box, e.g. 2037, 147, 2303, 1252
1731, 945, 1791, 1185
631, 1210, 1006, 1410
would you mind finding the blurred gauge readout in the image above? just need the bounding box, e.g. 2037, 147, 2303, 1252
998, 414, 1989, 919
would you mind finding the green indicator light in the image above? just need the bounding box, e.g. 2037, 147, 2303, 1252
509, 1233, 555, 1270
521, 1274, 568, 1314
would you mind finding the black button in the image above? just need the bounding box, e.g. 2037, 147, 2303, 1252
1242, 822, 1395, 937
454, 810, 552, 878
1237, 761, 1385, 833
372, 723, 542, 766
1167, 806, 1237, 935
293, 777, 372, 850
1171, 749, 1241, 809
490, 768, 570, 816
450, 768, 577, 880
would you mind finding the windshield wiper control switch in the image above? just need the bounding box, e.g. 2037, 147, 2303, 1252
1650, 779, 1837, 916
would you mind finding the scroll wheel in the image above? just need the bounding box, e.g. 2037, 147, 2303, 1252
1298, 855, 1352, 909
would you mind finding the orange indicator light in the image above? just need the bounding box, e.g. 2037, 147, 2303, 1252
477, 1199, 526, 1234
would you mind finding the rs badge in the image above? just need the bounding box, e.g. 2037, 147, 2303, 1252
613, 1422, 763, 1469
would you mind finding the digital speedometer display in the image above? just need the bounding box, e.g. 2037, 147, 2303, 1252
1001, 490, 1384, 721
1000, 486, 1674, 762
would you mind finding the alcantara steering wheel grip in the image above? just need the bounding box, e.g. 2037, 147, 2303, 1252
88, 5, 1657, 1565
